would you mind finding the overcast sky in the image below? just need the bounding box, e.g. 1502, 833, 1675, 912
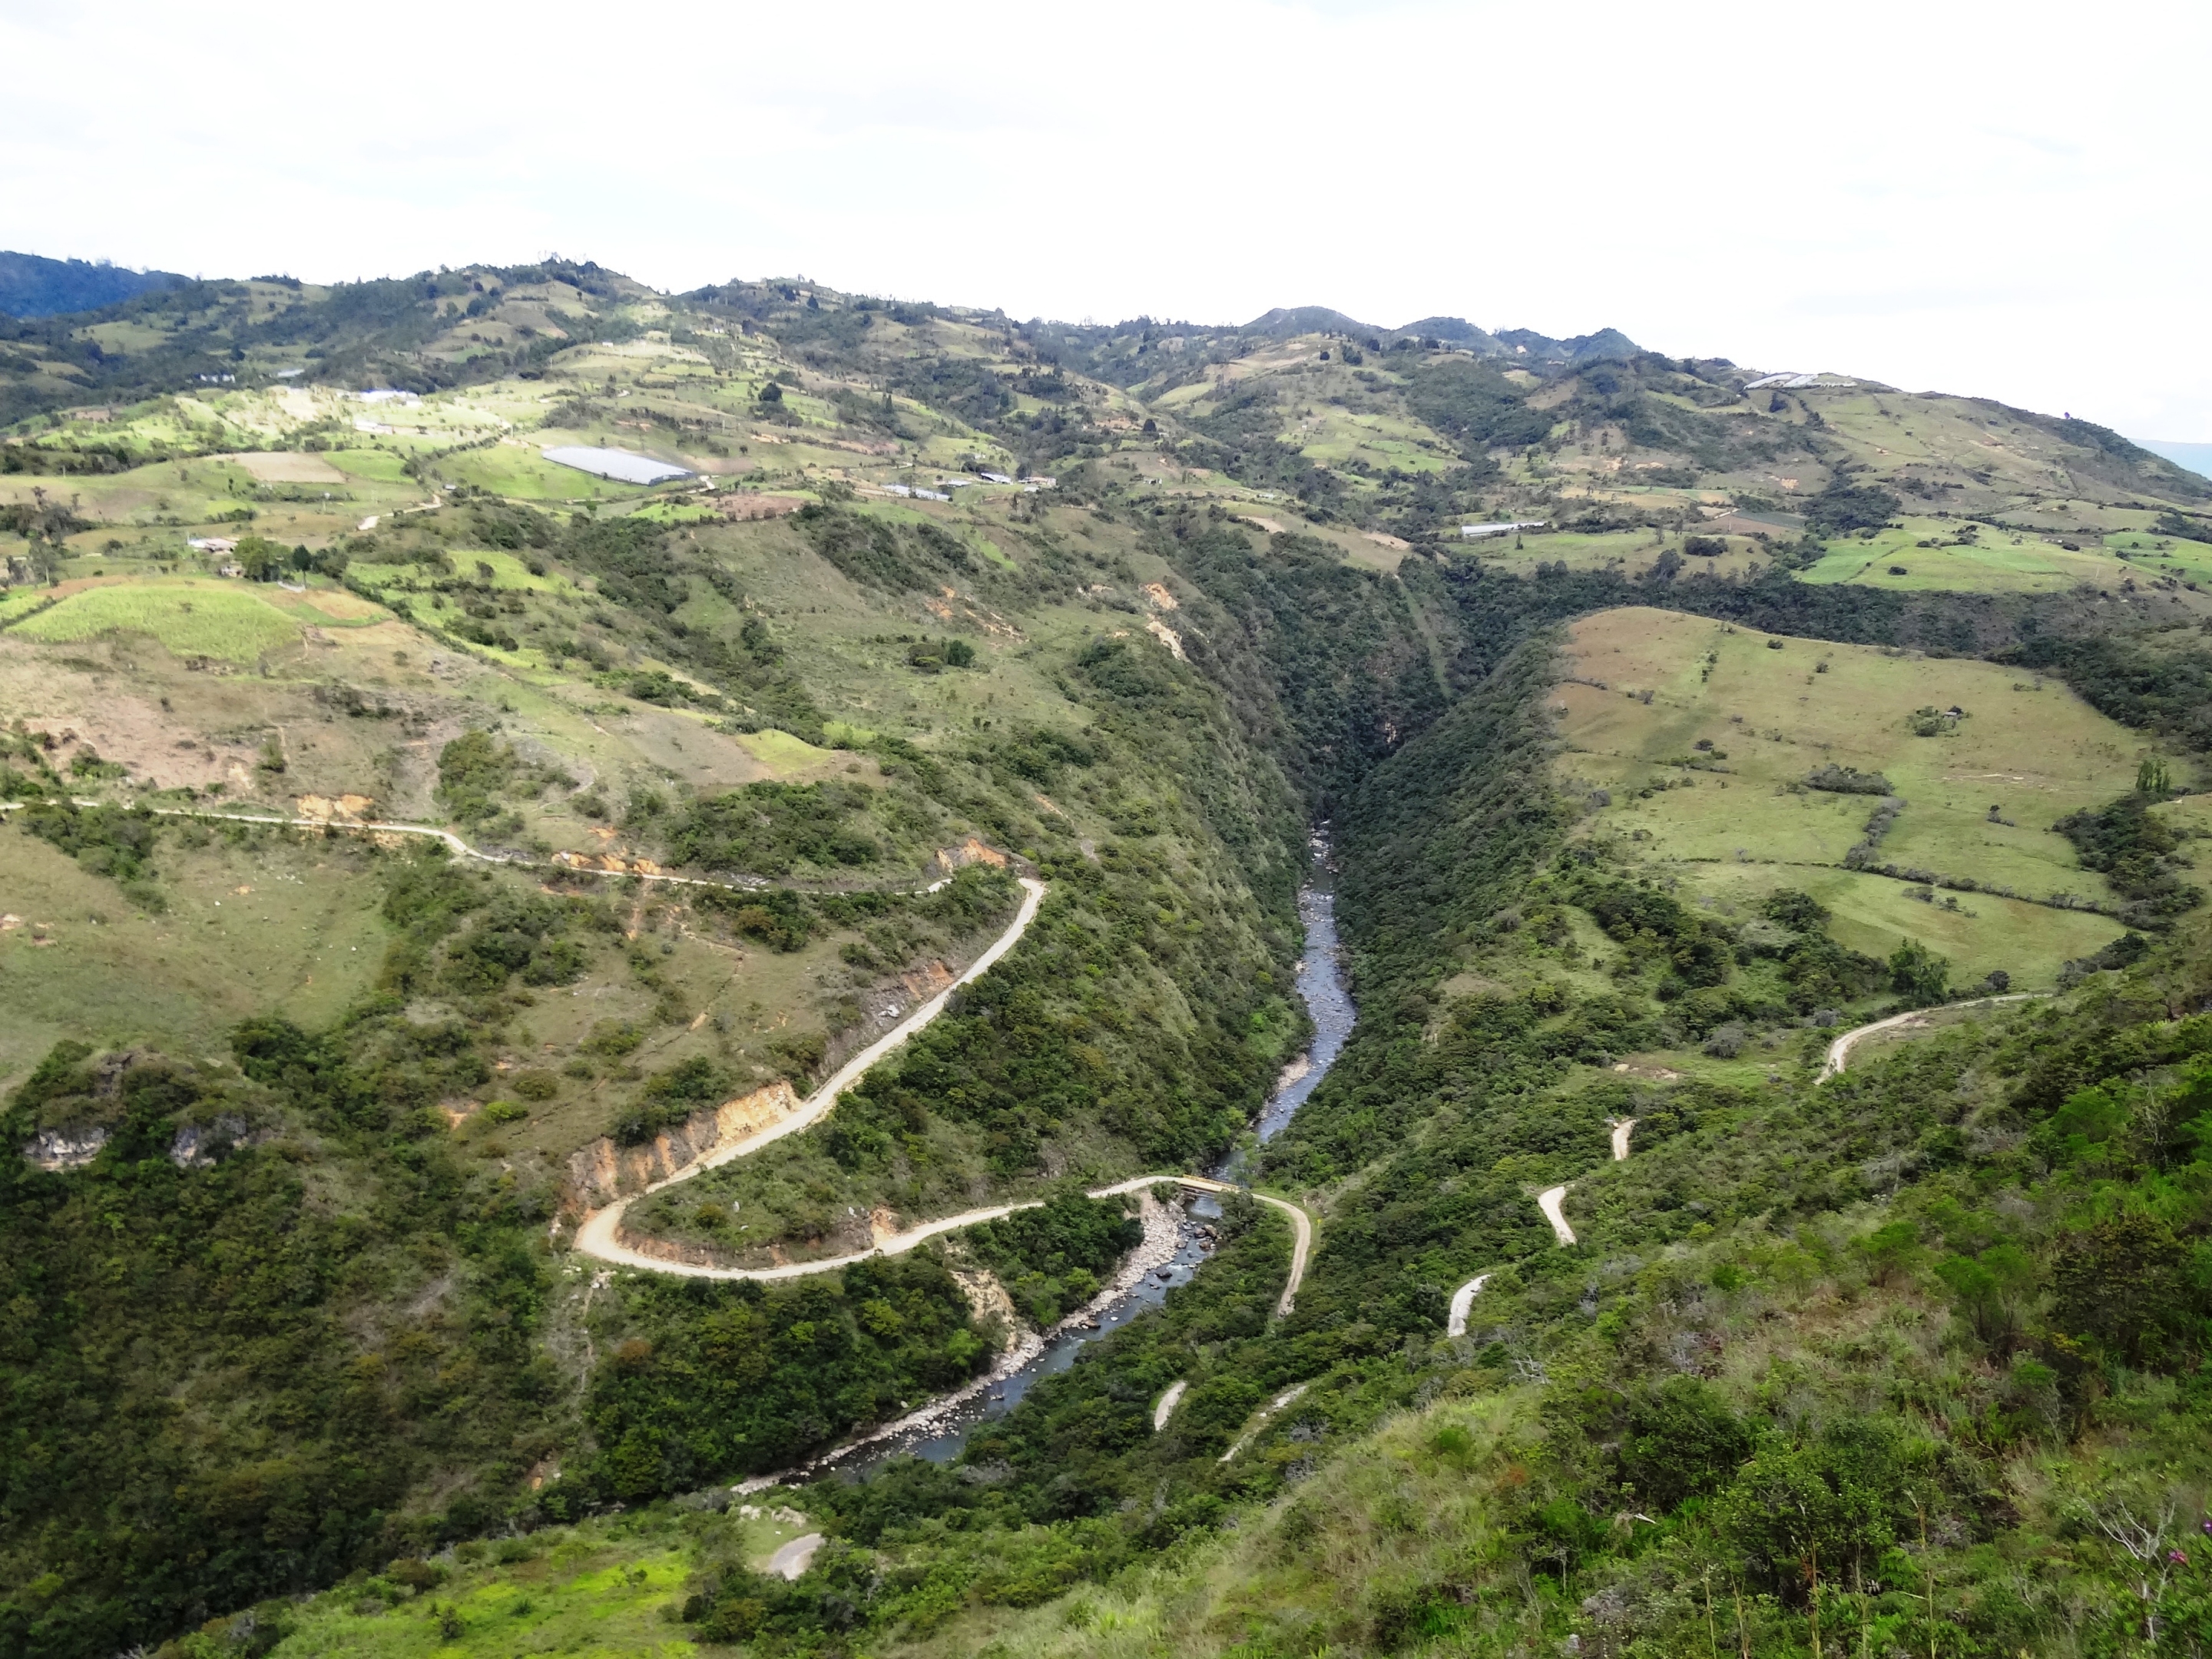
6, 0, 2207, 437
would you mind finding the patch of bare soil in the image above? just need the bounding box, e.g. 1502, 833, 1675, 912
232, 451, 346, 485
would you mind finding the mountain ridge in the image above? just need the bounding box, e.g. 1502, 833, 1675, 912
0, 250, 188, 320
1240, 303, 1640, 361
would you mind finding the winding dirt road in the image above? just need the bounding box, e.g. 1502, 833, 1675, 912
766, 1534, 825, 1581
1816, 992, 2043, 1082
1219, 1383, 1309, 1463
574, 876, 1048, 1266
15, 800, 962, 901
12, 797, 1324, 1306
1494, 995, 2052, 1286
1537, 1184, 1577, 1246
1152, 1380, 1187, 1430
27, 794, 1331, 1494
1450, 1117, 1637, 1333
1445, 1273, 1493, 1338
578, 1167, 1314, 1316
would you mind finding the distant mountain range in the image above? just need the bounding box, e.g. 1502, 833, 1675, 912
0, 250, 187, 319
5, 247, 1637, 372
1242, 305, 1638, 363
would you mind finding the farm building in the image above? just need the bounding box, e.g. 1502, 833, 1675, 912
540, 446, 691, 485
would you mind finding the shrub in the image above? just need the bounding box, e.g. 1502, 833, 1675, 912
1702, 1022, 1748, 1058
1886, 937, 1950, 1003
1804, 763, 1892, 794
1616, 1377, 1754, 1510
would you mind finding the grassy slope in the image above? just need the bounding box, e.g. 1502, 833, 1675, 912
1555, 605, 2150, 986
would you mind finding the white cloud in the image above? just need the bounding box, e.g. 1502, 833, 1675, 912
6, 0, 2208, 435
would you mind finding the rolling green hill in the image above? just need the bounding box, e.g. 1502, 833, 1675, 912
5, 259, 2212, 1659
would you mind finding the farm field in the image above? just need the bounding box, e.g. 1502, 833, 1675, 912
12, 577, 303, 661
1290, 406, 1460, 476
1667, 862, 2122, 989
1553, 606, 2154, 982
1793, 515, 2195, 597
0, 455, 411, 563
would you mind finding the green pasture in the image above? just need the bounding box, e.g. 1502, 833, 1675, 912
0, 454, 313, 530
736, 726, 837, 776
346, 551, 573, 605
629, 498, 719, 525
1808, 389, 2105, 500
2101, 528, 2212, 588
854, 499, 1019, 569
450, 548, 577, 592
1562, 1040, 1799, 1098
687, 509, 1116, 746
444, 442, 648, 501
324, 447, 419, 484
2151, 792, 2212, 838
1558, 605, 2162, 911
265, 1523, 704, 1659
12, 579, 300, 662
263, 1505, 829, 1659
1796, 517, 2151, 593
1294, 408, 1459, 475
1669, 862, 2121, 991
0, 830, 389, 1091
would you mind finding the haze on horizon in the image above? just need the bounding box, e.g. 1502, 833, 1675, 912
5, 0, 2208, 439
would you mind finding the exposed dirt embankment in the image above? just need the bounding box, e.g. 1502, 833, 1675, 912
564, 1080, 800, 1209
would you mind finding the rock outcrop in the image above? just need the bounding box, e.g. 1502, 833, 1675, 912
935, 836, 1008, 873
22, 1127, 109, 1171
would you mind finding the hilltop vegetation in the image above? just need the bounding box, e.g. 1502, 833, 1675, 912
0, 251, 185, 323
7, 253, 2212, 1659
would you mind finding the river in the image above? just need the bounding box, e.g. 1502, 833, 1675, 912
840, 836, 1353, 1468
